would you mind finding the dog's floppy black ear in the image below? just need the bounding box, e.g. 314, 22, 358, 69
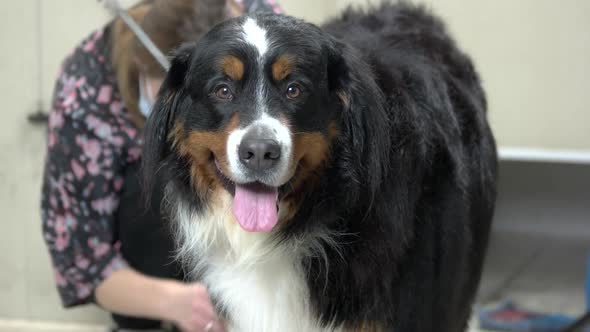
326, 38, 391, 198
163, 43, 195, 91
141, 43, 194, 202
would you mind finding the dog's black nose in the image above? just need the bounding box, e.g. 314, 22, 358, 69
238, 138, 281, 172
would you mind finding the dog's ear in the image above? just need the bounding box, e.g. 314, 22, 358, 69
326, 38, 391, 198
141, 43, 194, 202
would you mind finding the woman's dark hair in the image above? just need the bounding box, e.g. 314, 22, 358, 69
112, 0, 227, 127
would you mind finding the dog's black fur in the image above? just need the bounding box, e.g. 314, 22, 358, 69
142, 3, 497, 331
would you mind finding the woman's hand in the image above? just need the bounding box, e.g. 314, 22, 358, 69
96, 269, 225, 332
162, 282, 225, 332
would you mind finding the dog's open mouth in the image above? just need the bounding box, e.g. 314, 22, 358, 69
214, 159, 281, 233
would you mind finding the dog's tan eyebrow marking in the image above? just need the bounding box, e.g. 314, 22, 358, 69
272, 55, 295, 82
221, 55, 245, 81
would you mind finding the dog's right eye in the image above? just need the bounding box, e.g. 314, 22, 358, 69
214, 84, 234, 101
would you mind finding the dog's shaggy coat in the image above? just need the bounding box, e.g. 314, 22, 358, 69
142, 3, 498, 331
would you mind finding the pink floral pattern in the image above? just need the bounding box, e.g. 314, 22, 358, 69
41, 25, 135, 308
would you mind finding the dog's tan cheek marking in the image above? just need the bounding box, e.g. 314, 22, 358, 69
279, 121, 340, 223
272, 55, 295, 81
294, 133, 330, 169
291, 121, 339, 182
221, 55, 245, 81
171, 114, 240, 196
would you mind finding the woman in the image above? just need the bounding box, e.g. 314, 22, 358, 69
40, 1, 281, 331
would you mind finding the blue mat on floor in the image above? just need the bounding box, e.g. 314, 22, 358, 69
478, 252, 590, 332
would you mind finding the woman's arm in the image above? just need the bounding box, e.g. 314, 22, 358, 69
41, 41, 131, 308
95, 268, 180, 321
95, 268, 223, 332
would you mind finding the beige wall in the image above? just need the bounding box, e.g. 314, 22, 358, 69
1, 0, 588, 327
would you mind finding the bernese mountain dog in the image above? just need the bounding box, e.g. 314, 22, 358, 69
142, 3, 498, 331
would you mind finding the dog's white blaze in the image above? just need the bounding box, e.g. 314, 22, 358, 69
241, 17, 271, 119
174, 193, 340, 332
226, 126, 249, 183
242, 17, 268, 57
235, 17, 294, 185
226, 114, 293, 186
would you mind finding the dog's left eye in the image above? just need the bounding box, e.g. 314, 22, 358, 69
286, 83, 302, 99
214, 84, 234, 101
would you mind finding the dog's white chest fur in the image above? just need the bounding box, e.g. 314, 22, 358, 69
203, 248, 319, 332
174, 192, 337, 332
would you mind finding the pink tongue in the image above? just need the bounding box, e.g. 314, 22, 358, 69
233, 183, 279, 232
